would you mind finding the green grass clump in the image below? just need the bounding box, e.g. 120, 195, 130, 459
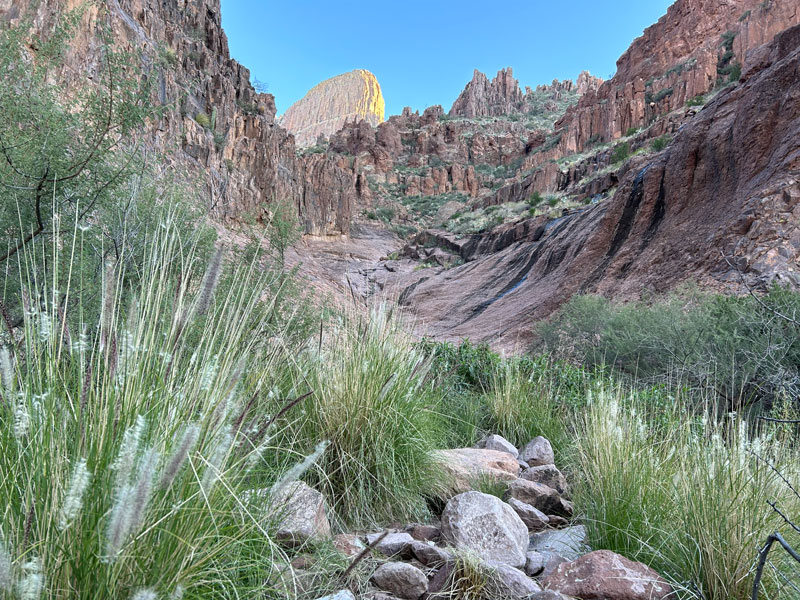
571, 389, 800, 599
283, 306, 445, 528
0, 218, 314, 598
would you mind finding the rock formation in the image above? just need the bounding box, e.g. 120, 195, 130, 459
0, 0, 359, 236
380, 22, 800, 350
279, 69, 385, 148
557, 0, 800, 153
449, 67, 526, 117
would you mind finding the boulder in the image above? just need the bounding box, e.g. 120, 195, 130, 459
370, 562, 428, 600
478, 434, 519, 458
521, 464, 568, 495
507, 497, 550, 532
543, 550, 673, 600
433, 448, 520, 494
505, 479, 572, 517
410, 541, 452, 566
440, 491, 529, 568
519, 437, 554, 467
490, 564, 543, 597
366, 531, 415, 558
408, 523, 441, 542
272, 481, 331, 548
530, 526, 588, 562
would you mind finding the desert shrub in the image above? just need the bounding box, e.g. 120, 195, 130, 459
375, 206, 396, 223
0, 217, 314, 598
610, 141, 630, 164
687, 94, 705, 107
546, 195, 559, 207
651, 135, 670, 152
527, 191, 543, 208
281, 306, 445, 528
653, 88, 674, 103
625, 127, 639, 137
571, 389, 800, 599
195, 112, 211, 128
538, 287, 800, 411
728, 63, 742, 82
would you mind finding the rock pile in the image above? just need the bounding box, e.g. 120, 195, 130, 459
283, 434, 673, 600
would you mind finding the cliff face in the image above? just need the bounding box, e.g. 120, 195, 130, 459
557, 0, 800, 153
0, 0, 357, 236
279, 69, 385, 148
385, 23, 800, 350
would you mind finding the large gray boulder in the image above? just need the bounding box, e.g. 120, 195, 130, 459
370, 562, 428, 600
440, 491, 528, 568
519, 437, 554, 467
272, 481, 331, 548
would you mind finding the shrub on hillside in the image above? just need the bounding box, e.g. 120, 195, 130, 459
538, 287, 800, 412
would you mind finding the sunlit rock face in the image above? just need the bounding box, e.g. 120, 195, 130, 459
279, 69, 385, 147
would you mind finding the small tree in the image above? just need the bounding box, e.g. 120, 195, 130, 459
0, 7, 156, 323
266, 197, 302, 271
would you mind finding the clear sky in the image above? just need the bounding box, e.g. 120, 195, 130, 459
220, 0, 675, 118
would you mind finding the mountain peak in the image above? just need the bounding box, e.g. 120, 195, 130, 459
279, 69, 385, 147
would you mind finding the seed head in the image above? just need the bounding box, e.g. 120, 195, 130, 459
58, 458, 92, 530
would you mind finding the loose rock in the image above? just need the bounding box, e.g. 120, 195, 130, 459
410, 540, 452, 566
507, 497, 550, 532
440, 491, 529, 568
478, 434, 519, 458
434, 448, 520, 494
521, 464, 569, 495
524, 551, 546, 577
519, 437, 555, 467
272, 481, 331, 548
490, 564, 543, 597
312, 591, 355, 600
366, 531, 415, 558
542, 549, 673, 600
505, 479, 572, 517
370, 562, 428, 600
530, 526, 588, 561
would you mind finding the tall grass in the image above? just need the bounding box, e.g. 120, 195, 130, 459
282, 305, 445, 528
571, 388, 800, 599
0, 214, 311, 598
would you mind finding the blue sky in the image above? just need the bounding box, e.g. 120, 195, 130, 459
220, 1, 675, 117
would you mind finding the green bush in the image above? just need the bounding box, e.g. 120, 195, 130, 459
651, 135, 670, 152
610, 141, 630, 164
195, 112, 211, 128
538, 287, 800, 410
625, 127, 639, 137
686, 94, 705, 107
